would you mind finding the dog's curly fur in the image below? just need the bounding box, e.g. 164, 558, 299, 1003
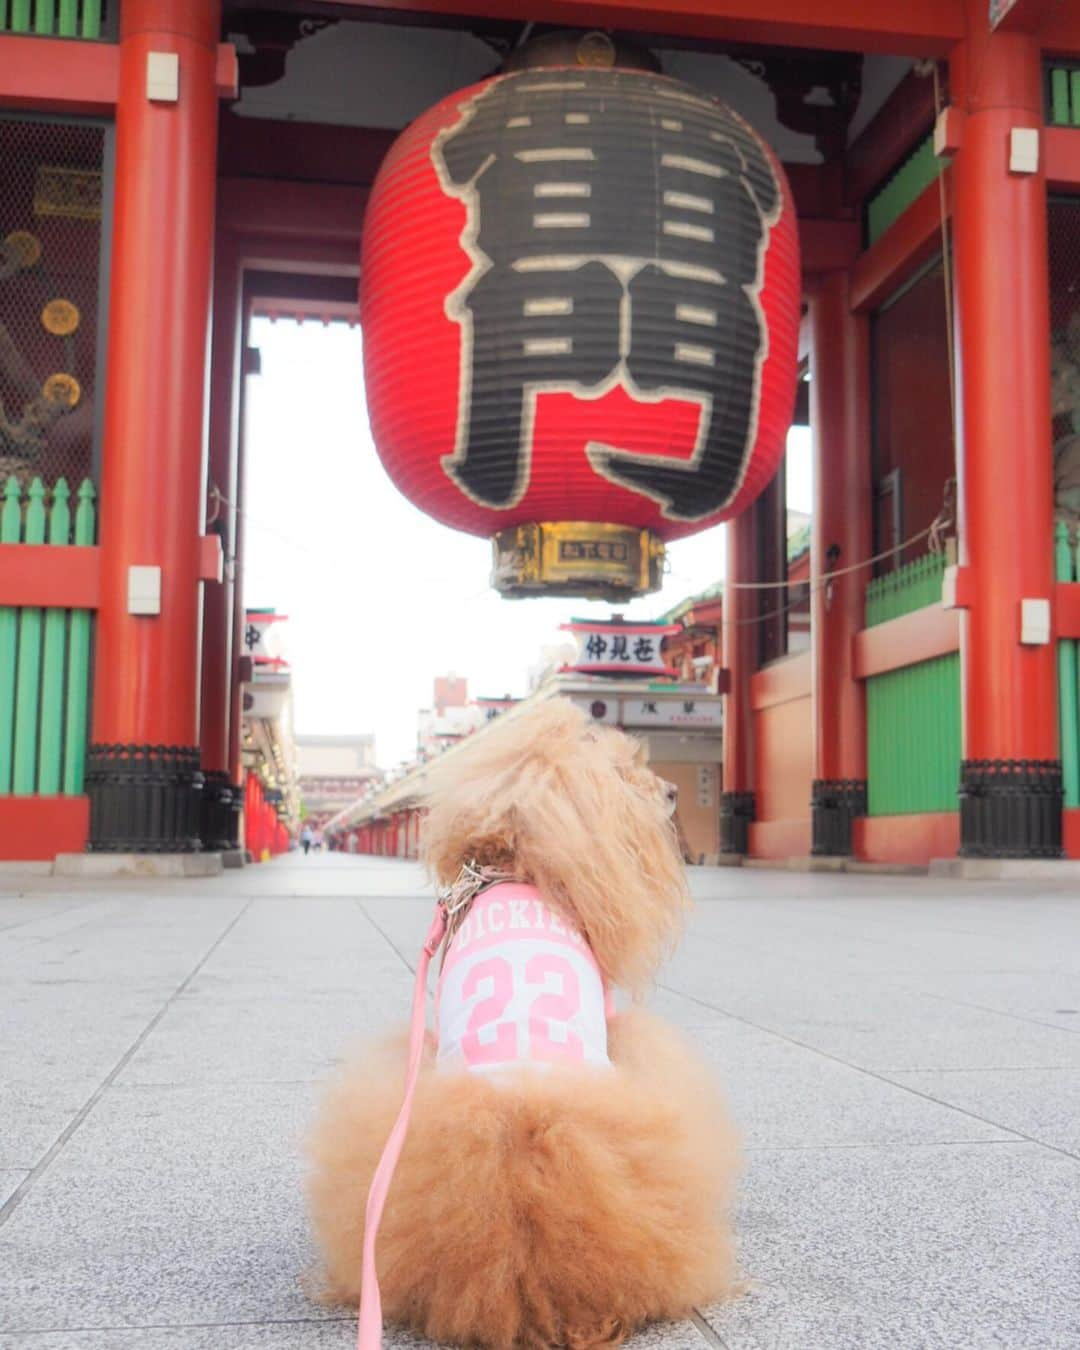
306, 699, 740, 1349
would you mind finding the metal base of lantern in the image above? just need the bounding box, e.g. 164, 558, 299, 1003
959, 759, 1063, 859
491, 522, 665, 601
85, 744, 204, 853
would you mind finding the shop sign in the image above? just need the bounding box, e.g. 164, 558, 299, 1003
561, 619, 677, 677
244, 609, 289, 678
621, 697, 722, 728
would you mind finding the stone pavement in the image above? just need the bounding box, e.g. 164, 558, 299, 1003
1, 854, 1079, 1350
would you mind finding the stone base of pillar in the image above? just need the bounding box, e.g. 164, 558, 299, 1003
959, 759, 1063, 859
86, 744, 203, 853
811, 779, 867, 857
719, 790, 755, 856
55, 852, 222, 878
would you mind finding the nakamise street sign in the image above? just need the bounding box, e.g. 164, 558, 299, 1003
564, 691, 723, 729
561, 618, 678, 678
621, 696, 722, 728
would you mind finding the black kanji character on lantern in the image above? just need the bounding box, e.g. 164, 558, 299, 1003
245, 624, 261, 651
683, 700, 697, 714
432, 69, 781, 519
642, 700, 659, 715
633, 636, 656, 663
611, 636, 630, 661
585, 634, 608, 659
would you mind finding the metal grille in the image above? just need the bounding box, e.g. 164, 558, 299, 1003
1051, 198, 1080, 495
1051, 197, 1080, 815
0, 116, 106, 497
870, 256, 953, 576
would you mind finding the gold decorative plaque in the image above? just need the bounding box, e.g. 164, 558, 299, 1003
577, 31, 616, 67
33, 166, 103, 222
42, 299, 80, 336
42, 373, 82, 409
3, 230, 42, 267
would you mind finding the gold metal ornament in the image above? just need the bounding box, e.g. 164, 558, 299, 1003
33, 166, 102, 222
42, 373, 81, 409
41, 299, 80, 336
491, 521, 664, 601
576, 31, 617, 68
3, 230, 42, 268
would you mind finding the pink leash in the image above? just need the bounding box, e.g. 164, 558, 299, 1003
357, 903, 447, 1350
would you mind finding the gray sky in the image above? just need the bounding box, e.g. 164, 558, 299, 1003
244, 318, 811, 768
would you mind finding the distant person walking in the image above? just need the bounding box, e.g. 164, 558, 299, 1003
300, 824, 313, 856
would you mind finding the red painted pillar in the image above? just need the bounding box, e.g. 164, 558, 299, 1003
950, 12, 1061, 856
809, 272, 872, 856
243, 773, 254, 857
200, 230, 243, 851
88, 0, 222, 853
720, 510, 757, 854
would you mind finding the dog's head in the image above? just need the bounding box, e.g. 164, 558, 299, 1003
420, 698, 688, 994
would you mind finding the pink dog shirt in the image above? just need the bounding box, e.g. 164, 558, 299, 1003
436, 882, 611, 1074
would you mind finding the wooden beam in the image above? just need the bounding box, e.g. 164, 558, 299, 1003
218, 111, 396, 187
845, 68, 936, 207
854, 813, 959, 865
252, 297, 359, 323
1066, 808, 1080, 860
992, 0, 1068, 37
218, 178, 367, 243
785, 162, 845, 220
1056, 583, 1080, 639
0, 545, 100, 609
316, 0, 964, 55
749, 650, 812, 710
850, 173, 951, 314
852, 605, 960, 680
801, 219, 861, 275
237, 235, 360, 276
747, 818, 812, 858
991, 0, 1051, 32
0, 35, 117, 115
1047, 127, 1080, 191
0, 797, 88, 861
1041, 6, 1080, 56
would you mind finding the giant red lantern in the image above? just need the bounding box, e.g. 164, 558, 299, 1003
362, 38, 800, 600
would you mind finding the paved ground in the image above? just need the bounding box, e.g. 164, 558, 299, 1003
1, 854, 1079, 1349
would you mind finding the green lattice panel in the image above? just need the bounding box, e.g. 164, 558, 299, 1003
865, 552, 961, 816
